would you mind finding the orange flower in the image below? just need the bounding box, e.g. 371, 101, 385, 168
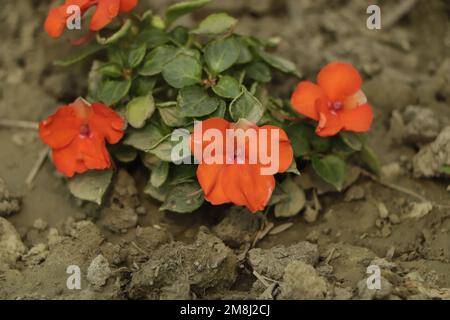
291, 62, 373, 137
190, 118, 294, 213
45, 0, 138, 38
39, 98, 125, 177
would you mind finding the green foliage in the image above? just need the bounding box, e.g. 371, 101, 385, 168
58, 1, 378, 215
68, 170, 113, 205
312, 155, 346, 191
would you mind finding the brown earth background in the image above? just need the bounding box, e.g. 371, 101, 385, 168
0, 0, 450, 300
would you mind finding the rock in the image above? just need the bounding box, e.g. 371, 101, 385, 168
129, 229, 237, 299
413, 126, 450, 177
110, 170, 140, 210
402, 106, 440, 144
0, 217, 26, 267
344, 185, 365, 202
323, 244, 377, 288
381, 162, 404, 179
87, 254, 112, 287
357, 277, 393, 299
389, 214, 401, 225
404, 202, 433, 219
278, 261, 327, 300
376, 202, 389, 219
248, 242, 319, 280
333, 286, 354, 300
303, 205, 319, 223
32, 218, 48, 231
213, 207, 260, 248
0, 178, 21, 217
100, 207, 138, 233
135, 226, 172, 252
22, 243, 48, 266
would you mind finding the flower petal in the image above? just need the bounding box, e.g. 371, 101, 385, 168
315, 98, 343, 137
197, 163, 229, 205
120, 0, 138, 12
52, 133, 111, 177
39, 106, 81, 149
190, 117, 230, 162
339, 103, 374, 133
317, 62, 362, 101
90, 0, 121, 31
258, 125, 294, 173
290, 81, 325, 120
44, 6, 68, 38
89, 103, 125, 144
222, 164, 275, 213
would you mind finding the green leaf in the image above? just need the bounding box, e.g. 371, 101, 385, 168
274, 177, 306, 218
136, 28, 171, 48
359, 144, 381, 176
68, 170, 113, 205
286, 160, 300, 175
54, 43, 105, 67
255, 48, 300, 77
235, 37, 253, 64
132, 77, 156, 96
98, 63, 123, 78
144, 181, 170, 202
229, 87, 264, 123
151, 161, 170, 188
159, 105, 189, 127
111, 145, 138, 163
96, 19, 132, 45
171, 164, 197, 185
204, 37, 240, 74
162, 54, 202, 88
340, 132, 363, 151
192, 13, 237, 36
123, 123, 165, 151
96, 79, 131, 106
246, 61, 272, 83
170, 26, 190, 45
212, 75, 241, 99
209, 99, 226, 118
441, 166, 450, 175
165, 0, 212, 27
126, 95, 155, 128
312, 155, 346, 191
127, 43, 147, 68
177, 85, 220, 117
285, 123, 313, 157
139, 45, 179, 76
160, 181, 204, 213
149, 139, 174, 162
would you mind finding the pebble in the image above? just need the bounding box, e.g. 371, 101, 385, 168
303, 206, 318, 223
86, 254, 112, 287
389, 214, 401, 224
32, 218, 48, 231
377, 202, 389, 219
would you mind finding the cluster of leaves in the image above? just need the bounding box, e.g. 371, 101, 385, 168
59, 0, 379, 215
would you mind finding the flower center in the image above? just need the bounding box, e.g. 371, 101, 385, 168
330, 101, 343, 111
79, 124, 91, 138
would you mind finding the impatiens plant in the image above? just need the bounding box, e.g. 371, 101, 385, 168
40, 0, 379, 216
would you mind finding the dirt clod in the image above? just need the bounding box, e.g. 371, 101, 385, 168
129, 229, 237, 299
413, 126, 450, 177
87, 254, 112, 288
278, 261, 328, 300
248, 242, 319, 280
0, 178, 21, 217
0, 217, 26, 267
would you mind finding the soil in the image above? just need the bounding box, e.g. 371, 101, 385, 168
1, 0, 450, 300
